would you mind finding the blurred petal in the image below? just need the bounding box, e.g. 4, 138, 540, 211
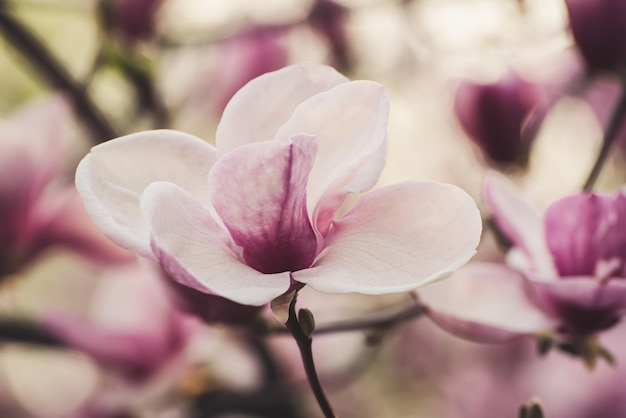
0, 95, 72, 183
34, 187, 134, 264
143, 182, 291, 306
0, 96, 73, 252
544, 194, 612, 276
295, 182, 481, 294
566, 0, 626, 71
43, 314, 166, 380
529, 274, 626, 333
216, 64, 348, 155
484, 173, 556, 277
419, 263, 555, 343
75, 130, 217, 258
209, 136, 318, 274
274, 80, 389, 237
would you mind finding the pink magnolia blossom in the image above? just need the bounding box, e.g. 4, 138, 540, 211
43, 262, 193, 383
202, 26, 289, 116
419, 174, 626, 342
0, 96, 131, 276
75, 64, 482, 307
40, 262, 195, 417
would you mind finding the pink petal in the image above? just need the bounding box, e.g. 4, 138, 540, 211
294, 182, 482, 294
142, 182, 291, 306
528, 274, 626, 333
544, 193, 613, 276
0, 96, 72, 252
0, 95, 71, 185
208, 136, 318, 274
274, 80, 389, 237
483, 173, 556, 277
215, 64, 348, 156
418, 263, 555, 343
43, 314, 174, 381
75, 130, 217, 258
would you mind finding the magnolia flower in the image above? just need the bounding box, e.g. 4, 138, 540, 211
419, 174, 626, 342
454, 73, 544, 166
76, 64, 481, 307
0, 96, 130, 277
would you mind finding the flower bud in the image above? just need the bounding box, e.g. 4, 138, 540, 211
454, 74, 543, 167
565, 0, 626, 72
308, 0, 351, 70
100, 0, 164, 45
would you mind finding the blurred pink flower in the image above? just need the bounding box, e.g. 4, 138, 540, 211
420, 174, 626, 341
43, 262, 193, 383
565, 0, 626, 72
38, 261, 256, 417
206, 26, 289, 115
0, 97, 131, 276
454, 73, 544, 166
308, 0, 351, 70
75, 64, 482, 307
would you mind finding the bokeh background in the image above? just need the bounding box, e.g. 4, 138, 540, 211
1, 0, 625, 417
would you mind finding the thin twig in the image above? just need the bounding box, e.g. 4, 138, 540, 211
0, 318, 64, 347
583, 81, 626, 191
0, 1, 117, 142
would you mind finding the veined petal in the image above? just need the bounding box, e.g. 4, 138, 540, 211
216, 64, 348, 156
75, 130, 217, 258
483, 173, 556, 277
294, 182, 482, 294
142, 182, 290, 306
208, 136, 318, 274
418, 263, 555, 343
274, 80, 389, 237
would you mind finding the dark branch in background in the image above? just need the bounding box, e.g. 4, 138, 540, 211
190, 387, 304, 418
583, 81, 626, 191
0, 0, 117, 142
0, 318, 64, 347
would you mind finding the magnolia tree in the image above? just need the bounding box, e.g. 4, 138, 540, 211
0, 0, 625, 417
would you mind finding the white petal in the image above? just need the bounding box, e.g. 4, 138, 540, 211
75, 130, 216, 258
275, 80, 389, 237
419, 263, 556, 342
216, 64, 348, 156
294, 182, 482, 294
483, 173, 556, 277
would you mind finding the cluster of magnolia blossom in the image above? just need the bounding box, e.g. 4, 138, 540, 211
2, 0, 626, 417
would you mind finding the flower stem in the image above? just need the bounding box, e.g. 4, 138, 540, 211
0, 1, 117, 142
583, 81, 626, 191
285, 294, 336, 418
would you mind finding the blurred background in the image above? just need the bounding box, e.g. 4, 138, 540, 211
1, 0, 626, 417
